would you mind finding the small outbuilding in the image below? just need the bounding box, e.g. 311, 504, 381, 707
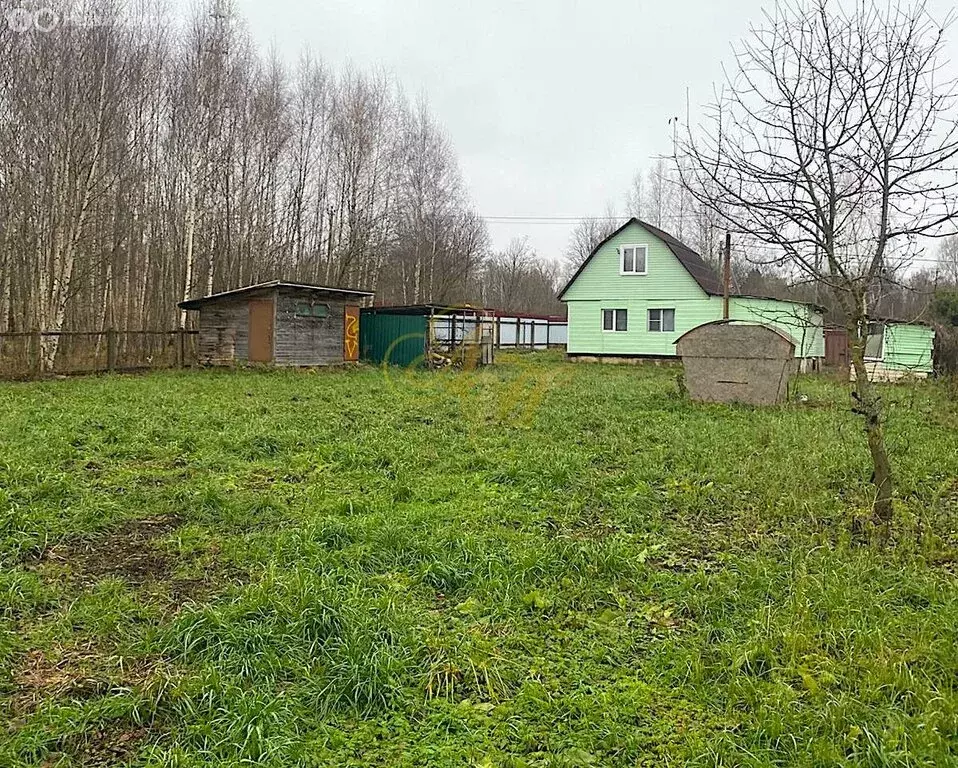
179, 281, 374, 367
675, 320, 797, 405
860, 318, 936, 381
360, 305, 494, 368
824, 319, 936, 381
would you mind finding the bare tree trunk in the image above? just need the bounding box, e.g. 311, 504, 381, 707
181, 182, 196, 328
848, 319, 894, 530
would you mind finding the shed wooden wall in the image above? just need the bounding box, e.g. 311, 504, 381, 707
197, 299, 250, 365
273, 291, 347, 366
193, 287, 360, 366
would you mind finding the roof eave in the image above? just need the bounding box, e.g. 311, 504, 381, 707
179, 281, 374, 309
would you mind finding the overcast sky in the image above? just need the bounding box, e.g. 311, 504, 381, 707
172, 0, 957, 262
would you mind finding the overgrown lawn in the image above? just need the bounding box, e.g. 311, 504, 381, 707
1, 354, 956, 766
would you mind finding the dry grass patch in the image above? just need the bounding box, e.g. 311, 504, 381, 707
25, 515, 182, 587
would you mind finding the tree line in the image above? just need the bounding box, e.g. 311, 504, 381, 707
0, 1, 565, 370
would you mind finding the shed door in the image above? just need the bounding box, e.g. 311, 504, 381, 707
344, 305, 360, 362
248, 299, 274, 363
825, 329, 849, 368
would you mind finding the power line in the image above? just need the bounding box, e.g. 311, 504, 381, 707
765, 248, 937, 268
480, 216, 951, 265
482, 216, 622, 223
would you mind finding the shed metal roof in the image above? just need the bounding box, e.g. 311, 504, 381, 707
179, 280, 374, 310
362, 304, 492, 316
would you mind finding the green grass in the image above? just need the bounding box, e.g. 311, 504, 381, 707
1, 353, 956, 766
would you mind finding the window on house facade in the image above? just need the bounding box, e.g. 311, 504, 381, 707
648, 308, 675, 332
620, 244, 648, 275
602, 309, 628, 332
865, 322, 885, 359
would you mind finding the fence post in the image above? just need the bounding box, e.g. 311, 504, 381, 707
546, 321, 551, 348
178, 329, 186, 369
31, 330, 42, 377
107, 328, 117, 372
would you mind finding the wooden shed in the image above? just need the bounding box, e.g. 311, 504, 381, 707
179, 281, 374, 367
675, 320, 797, 405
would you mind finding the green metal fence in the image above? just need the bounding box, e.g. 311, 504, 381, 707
359, 312, 428, 367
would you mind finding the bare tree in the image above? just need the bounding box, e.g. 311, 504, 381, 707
939, 236, 958, 286
645, 158, 673, 230
624, 171, 644, 218
484, 238, 563, 314
563, 204, 621, 275
683, 0, 958, 530
0, 0, 493, 371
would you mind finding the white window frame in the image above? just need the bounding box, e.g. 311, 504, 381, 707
648, 308, 675, 333
864, 322, 885, 361
602, 308, 628, 333
619, 244, 649, 276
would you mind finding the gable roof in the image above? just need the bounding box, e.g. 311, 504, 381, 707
179, 280, 374, 310
557, 217, 725, 300
556, 218, 830, 313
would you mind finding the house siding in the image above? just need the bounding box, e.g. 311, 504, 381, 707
562, 221, 824, 359
562, 222, 707, 303
197, 298, 252, 365
883, 324, 935, 373
728, 298, 824, 359
567, 298, 719, 356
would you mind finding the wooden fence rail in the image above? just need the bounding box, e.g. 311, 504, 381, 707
0, 329, 199, 380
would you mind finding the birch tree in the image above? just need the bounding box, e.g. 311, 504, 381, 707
0, 0, 490, 372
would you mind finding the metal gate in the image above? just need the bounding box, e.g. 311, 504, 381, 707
359, 313, 428, 367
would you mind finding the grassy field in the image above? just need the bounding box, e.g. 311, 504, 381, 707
1, 353, 957, 767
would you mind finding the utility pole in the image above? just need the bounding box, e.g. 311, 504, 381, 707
723, 232, 732, 320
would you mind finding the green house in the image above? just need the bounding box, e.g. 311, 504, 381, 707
861, 319, 936, 380
558, 219, 824, 366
